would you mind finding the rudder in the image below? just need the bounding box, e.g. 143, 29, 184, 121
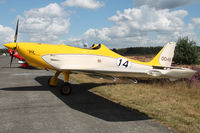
149, 42, 176, 67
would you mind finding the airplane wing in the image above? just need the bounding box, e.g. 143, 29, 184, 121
42, 54, 196, 79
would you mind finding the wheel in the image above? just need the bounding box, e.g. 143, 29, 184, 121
60, 83, 71, 95
131, 78, 138, 84
48, 77, 58, 87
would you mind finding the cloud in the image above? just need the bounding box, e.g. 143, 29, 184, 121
0, 25, 14, 47
61, 0, 104, 9
134, 0, 199, 9
192, 18, 200, 29
19, 3, 70, 44
0, 0, 6, 4
67, 6, 199, 48
109, 6, 188, 32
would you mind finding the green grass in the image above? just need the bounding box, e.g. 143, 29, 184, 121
71, 73, 200, 133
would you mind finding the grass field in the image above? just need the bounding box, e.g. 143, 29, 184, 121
70, 56, 200, 133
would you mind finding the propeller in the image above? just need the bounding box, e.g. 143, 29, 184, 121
10, 19, 19, 67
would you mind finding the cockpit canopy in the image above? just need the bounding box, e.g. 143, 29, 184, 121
90, 44, 101, 50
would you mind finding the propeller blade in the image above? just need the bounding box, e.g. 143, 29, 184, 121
10, 19, 19, 67
14, 19, 19, 43
10, 47, 16, 67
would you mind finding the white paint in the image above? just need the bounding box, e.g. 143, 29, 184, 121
159, 42, 176, 67
116, 57, 131, 68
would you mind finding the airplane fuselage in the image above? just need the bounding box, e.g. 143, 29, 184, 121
5, 42, 196, 80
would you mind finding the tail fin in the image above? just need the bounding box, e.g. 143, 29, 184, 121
149, 42, 176, 67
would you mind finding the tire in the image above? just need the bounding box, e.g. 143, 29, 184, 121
60, 83, 71, 95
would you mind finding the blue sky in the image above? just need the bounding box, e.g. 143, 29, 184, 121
0, 0, 200, 48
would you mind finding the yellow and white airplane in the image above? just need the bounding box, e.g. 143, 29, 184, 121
4, 20, 196, 95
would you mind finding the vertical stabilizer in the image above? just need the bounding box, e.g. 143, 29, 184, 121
149, 42, 176, 67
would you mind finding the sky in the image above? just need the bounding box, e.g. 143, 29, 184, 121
0, 0, 200, 48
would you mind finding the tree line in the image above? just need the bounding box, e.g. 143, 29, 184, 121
112, 46, 163, 56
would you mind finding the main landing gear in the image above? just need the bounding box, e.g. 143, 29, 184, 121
48, 71, 71, 95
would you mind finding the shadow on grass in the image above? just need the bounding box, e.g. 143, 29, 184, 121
2, 76, 151, 122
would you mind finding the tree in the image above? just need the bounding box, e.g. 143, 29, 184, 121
174, 37, 199, 65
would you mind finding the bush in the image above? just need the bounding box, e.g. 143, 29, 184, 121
174, 37, 199, 65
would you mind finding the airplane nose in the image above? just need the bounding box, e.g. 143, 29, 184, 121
4, 43, 17, 49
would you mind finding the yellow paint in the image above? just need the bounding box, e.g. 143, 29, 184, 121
49, 77, 58, 86
4, 42, 163, 70
63, 71, 70, 82
4, 43, 16, 49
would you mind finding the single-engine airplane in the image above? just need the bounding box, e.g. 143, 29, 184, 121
4, 20, 196, 95
8, 49, 30, 68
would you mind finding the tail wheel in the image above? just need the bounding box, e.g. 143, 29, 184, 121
60, 83, 71, 95
130, 78, 138, 84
